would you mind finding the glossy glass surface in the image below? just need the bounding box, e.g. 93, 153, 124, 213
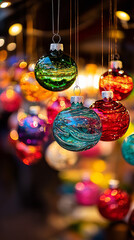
99, 69, 133, 101
122, 134, 134, 165
90, 99, 130, 141
0, 88, 22, 112
53, 102, 102, 152
75, 179, 100, 206
47, 96, 71, 125
35, 50, 77, 92
98, 187, 130, 221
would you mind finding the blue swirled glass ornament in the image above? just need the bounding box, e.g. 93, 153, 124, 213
53, 96, 102, 152
122, 134, 134, 165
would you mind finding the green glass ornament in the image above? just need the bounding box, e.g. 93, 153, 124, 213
34, 43, 77, 92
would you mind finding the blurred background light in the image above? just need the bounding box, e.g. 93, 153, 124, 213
116, 11, 130, 21
9, 23, 22, 36
7, 42, 16, 51
0, 38, 5, 47
0, 50, 7, 61
0, 1, 11, 8
19, 61, 27, 69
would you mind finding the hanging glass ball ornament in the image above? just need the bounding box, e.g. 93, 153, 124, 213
16, 141, 42, 165
99, 60, 133, 101
90, 91, 130, 141
75, 174, 100, 206
53, 96, 102, 151
0, 87, 22, 112
129, 209, 134, 237
18, 106, 47, 146
122, 134, 134, 165
34, 43, 77, 92
98, 180, 130, 221
20, 71, 53, 102
45, 141, 78, 170
47, 95, 71, 125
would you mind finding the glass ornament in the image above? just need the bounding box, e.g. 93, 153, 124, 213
45, 141, 78, 170
47, 95, 71, 125
99, 60, 133, 101
16, 141, 42, 165
53, 96, 102, 152
18, 106, 47, 145
90, 91, 130, 141
20, 71, 53, 102
98, 180, 130, 221
0, 87, 22, 112
122, 134, 134, 165
75, 175, 100, 206
129, 209, 134, 237
35, 43, 77, 92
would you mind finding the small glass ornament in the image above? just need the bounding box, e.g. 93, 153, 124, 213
129, 209, 134, 237
45, 141, 78, 170
0, 87, 22, 112
99, 60, 133, 101
90, 91, 130, 141
53, 96, 102, 152
75, 174, 100, 206
16, 141, 42, 165
18, 106, 47, 145
98, 179, 130, 221
35, 43, 77, 92
122, 134, 134, 165
47, 95, 71, 125
20, 71, 53, 102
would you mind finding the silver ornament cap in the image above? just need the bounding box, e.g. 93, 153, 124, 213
109, 60, 123, 69
71, 96, 84, 104
29, 106, 40, 115
109, 179, 119, 189
50, 43, 63, 51
102, 91, 113, 100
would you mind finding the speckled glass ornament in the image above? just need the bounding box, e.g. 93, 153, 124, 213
45, 141, 78, 170
53, 96, 102, 152
99, 60, 133, 101
35, 43, 77, 92
90, 91, 130, 141
20, 71, 53, 102
47, 96, 71, 125
122, 134, 134, 165
98, 180, 130, 221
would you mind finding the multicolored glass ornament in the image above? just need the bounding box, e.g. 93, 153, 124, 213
53, 96, 102, 152
98, 180, 130, 221
75, 174, 100, 206
35, 43, 77, 92
45, 141, 78, 170
0, 87, 22, 112
47, 95, 71, 125
16, 141, 42, 165
99, 60, 133, 101
20, 71, 53, 102
90, 91, 130, 141
129, 209, 134, 237
18, 106, 47, 145
122, 134, 134, 165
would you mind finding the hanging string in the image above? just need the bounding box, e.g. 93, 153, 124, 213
114, 0, 118, 58
70, 0, 72, 57
108, 0, 112, 64
52, 0, 61, 43
101, 0, 104, 72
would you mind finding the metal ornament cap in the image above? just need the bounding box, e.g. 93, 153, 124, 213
109, 179, 119, 189
50, 43, 63, 51
109, 60, 123, 69
102, 91, 113, 100
71, 96, 84, 104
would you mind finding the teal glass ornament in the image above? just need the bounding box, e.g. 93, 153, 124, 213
34, 43, 77, 92
53, 96, 102, 152
122, 134, 134, 165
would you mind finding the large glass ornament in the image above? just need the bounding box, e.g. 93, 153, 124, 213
0, 87, 22, 112
53, 96, 102, 152
122, 134, 134, 165
129, 209, 134, 237
98, 180, 130, 221
18, 106, 47, 145
35, 43, 77, 92
16, 141, 42, 165
45, 141, 78, 170
20, 71, 53, 102
90, 91, 130, 141
47, 95, 71, 125
99, 60, 133, 101
75, 175, 100, 206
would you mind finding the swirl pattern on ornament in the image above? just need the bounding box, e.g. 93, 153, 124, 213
122, 134, 134, 165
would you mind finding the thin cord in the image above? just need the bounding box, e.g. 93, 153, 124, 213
77, 0, 79, 67
75, 0, 77, 65
70, 0, 72, 57
108, 0, 112, 63
101, 0, 104, 72
114, 0, 117, 56
52, 0, 61, 42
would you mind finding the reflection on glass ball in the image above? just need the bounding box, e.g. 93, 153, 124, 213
122, 134, 134, 165
20, 72, 53, 102
45, 141, 78, 170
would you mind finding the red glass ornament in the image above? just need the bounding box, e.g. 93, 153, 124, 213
98, 180, 130, 221
16, 141, 42, 165
99, 60, 133, 101
90, 91, 130, 141
47, 96, 71, 125
0, 88, 22, 112
129, 209, 134, 236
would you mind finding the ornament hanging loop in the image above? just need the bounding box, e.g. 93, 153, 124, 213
52, 33, 61, 43
114, 53, 120, 60
73, 85, 81, 96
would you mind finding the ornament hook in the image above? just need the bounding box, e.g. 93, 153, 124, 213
73, 85, 81, 96
52, 33, 61, 43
